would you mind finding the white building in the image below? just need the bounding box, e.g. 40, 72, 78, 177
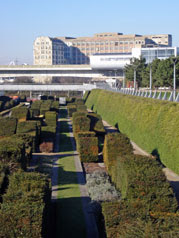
90, 47, 179, 70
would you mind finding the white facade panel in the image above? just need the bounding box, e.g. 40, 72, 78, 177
90, 54, 132, 69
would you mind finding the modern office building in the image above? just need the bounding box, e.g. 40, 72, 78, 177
90, 47, 179, 69
33, 33, 172, 65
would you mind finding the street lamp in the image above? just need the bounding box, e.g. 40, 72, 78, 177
172, 58, 177, 100
149, 64, 152, 92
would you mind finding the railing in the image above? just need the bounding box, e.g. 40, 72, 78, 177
97, 85, 179, 102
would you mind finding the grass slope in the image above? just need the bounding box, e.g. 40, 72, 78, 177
85, 89, 179, 174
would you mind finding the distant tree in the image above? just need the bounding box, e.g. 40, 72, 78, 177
124, 57, 146, 88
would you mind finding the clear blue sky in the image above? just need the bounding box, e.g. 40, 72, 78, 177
0, 0, 179, 65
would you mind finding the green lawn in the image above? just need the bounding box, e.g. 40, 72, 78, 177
56, 108, 86, 238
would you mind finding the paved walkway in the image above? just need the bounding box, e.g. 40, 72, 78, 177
102, 119, 179, 204
51, 108, 98, 238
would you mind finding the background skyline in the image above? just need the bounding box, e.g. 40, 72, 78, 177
0, 0, 179, 65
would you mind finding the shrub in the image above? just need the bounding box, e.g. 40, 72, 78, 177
29, 108, 40, 118
16, 121, 37, 134
0, 170, 51, 238
11, 107, 29, 121
72, 111, 87, 123
78, 136, 98, 162
87, 113, 105, 134
51, 101, 59, 111
45, 111, 57, 127
85, 89, 179, 174
102, 201, 179, 238
86, 171, 120, 202
0, 117, 17, 137
40, 126, 56, 152
77, 104, 87, 112
31, 100, 42, 110
40, 100, 52, 115
39, 142, 54, 153
73, 115, 90, 138
0, 163, 9, 200
76, 131, 96, 151
12, 134, 33, 162
75, 98, 84, 105
0, 137, 26, 172
67, 104, 77, 117
103, 132, 133, 175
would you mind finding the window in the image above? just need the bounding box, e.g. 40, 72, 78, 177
115, 42, 119, 46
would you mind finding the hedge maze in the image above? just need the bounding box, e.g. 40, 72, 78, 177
0, 97, 58, 237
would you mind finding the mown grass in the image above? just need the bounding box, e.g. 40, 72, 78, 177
56, 107, 86, 238
85, 89, 179, 174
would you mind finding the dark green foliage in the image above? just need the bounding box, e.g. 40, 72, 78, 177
45, 111, 57, 127
86, 89, 179, 174
103, 132, 133, 174
67, 104, 77, 117
12, 134, 33, 162
0, 137, 26, 172
87, 113, 105, 134
77, 104, 87, 112
0, 118, 17, 136
0, 170, 51, 238
31, 100, 42, 110
75, 98, 84, 105
40, 100, 52, 115
51, 101, 59, 111
76, 131, 96, 151
17, 121, 37, 134
102, 201, 179, 238
73, 115, 90, 138
0, 163, 9, 200
72, 111, 87, 122
78, 136, 98, 162
11, 107, 29, 121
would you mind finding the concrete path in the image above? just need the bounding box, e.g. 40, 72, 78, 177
102, 119, 179, 203
67, 116, 99, 238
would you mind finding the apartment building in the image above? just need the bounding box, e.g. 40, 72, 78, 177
33, 33, 172, 65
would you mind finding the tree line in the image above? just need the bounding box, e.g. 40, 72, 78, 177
124, 56, 179, 88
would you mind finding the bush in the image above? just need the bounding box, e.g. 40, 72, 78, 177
0, 163, 9, 200
73, 115, 90, 138
102, 201, 179, 238
76, 131, 96, 151
77, 104, 87, 112
0, 118, 17, 137
72, 111, 87, 123
103, 132, 133, 175
45, 111, 57, 127
16, 121, 37, 134
78, 136, 98, 162
11, 107, 29, 121
0, 170, 51, 238
87, 113, 105, 134
85, 89, 179, 174
12, 134, 33, 162
40, 100, 52, 116
86, 171, 120, 202
40, 126, 56, 152
0, 137, 26, 172
75, 98, 84, 105
51, 101, 59, 112
67, 104, 77, 117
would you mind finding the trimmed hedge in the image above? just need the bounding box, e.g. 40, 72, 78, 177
72, 111, 87, 122
85, 89, 179, 174
73, 115, 90, 138
0, 163, 9, 201
78, 136, 98, 162
77, 104, 87, 112
40, 100, 52, 116
67, 104, 77, 117
102, 201, 179, 238
11, 107, 29, 121
51, 101, 59, 112
0, 137, 26, 172
75, 98, 84, 105
87, 113, 105, 134
0, 118, 17, 137
45, 111, 57, 127
0, 171, 51, 238
17, 121, 37, 134
76, 131, 96, 151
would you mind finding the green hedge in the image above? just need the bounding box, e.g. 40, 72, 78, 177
40, 100, 52, 115
76, 104, 87, 112
78, 136, 98, 162
76, 131, 96, 151
102, 201, 179, 238
0, 137, 26, 172
85, 89, 179, 174
67, 104, 77, 117
0, 171, 51, 238
75, 98, 84, 105
51, 101, 59, 111
45, 111, 57, 127
0, 118, 17, 137
11, 107, 29, 121
0, 163, 9, 201
17, 121, 37, 134
73, 115, 90, 138
87, 113, 105, 134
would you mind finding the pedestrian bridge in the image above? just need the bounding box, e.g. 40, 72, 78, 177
0, 65, 109, 78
